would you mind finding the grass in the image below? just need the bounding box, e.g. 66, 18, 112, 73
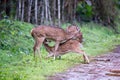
0, 20, 120, 80
81, 22, 120, 56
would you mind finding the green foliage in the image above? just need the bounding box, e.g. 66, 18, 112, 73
0, 21, 120, 80
81, 22, 120, 56
0, 19, 33, 54
0, 19, 34, 80
76, 2, 93, 21
116, 0, 120, 9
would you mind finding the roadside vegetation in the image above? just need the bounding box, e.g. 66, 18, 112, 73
0, 19, 120, 80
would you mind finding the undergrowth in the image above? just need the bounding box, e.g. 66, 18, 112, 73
0, 19, 120, 80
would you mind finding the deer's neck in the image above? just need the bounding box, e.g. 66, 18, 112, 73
66, 33, 76, 40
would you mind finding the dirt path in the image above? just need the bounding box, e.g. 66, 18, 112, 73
47, 45, 120, 80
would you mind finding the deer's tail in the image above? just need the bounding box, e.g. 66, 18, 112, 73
31, 29, 34, 38
31, 29, 38, 41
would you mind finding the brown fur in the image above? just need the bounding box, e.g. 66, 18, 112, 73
43, 32, 89, 63
31, 25, 80, 59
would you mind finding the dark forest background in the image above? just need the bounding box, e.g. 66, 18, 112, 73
0, 0, 120, 27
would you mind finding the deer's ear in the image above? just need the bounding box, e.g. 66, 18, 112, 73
66, 26, 71, 33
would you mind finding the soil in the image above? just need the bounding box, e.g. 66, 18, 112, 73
47, 45, 120, 80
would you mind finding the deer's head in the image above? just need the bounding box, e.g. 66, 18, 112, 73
66, 25, 80, 34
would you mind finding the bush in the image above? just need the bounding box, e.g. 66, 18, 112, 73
0, 19, 33, 54
76, 2, 93, 22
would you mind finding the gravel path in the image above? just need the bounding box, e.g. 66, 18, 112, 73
47, 45, 120, 80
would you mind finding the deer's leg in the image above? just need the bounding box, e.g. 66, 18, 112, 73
37, 37, 45, 59
33, 39, 38, 59
82, 51, 89, 64
75, 49, 89, 64
46, 52, 61, 60
33, 37, 45, 60
54, 41, 60, 60
57, 56, 61, 60
46, 53, 54, 58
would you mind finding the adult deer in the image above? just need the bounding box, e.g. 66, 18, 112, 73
43, 32, 89, 63
31, 25, 80, 60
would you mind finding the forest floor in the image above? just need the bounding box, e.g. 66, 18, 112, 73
47, 45, 120, 80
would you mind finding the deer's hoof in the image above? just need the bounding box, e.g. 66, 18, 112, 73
83, 60, 90, 64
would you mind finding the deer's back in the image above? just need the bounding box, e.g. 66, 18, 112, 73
57, 40, 80, 52
32, 25, 67, 41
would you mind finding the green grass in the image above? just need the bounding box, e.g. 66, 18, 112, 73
81, 22, 120, 56
0, 20, 120, 80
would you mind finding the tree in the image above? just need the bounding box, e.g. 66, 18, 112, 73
28, 0, 33, 22
35, 0, 38, 24
21, 0, 25, 21
91, 0, 117, 26
58, 0, 61, 26
0, 0, 119, 30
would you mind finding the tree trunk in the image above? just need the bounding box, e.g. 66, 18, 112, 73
28, 0, 33, 22
35, 0, 38, 24
48, 1, 52, 25
73, 0, 77, 21
15, 1, 18, 20
18, 0, 21, 20
62, 0, 65, 22
41, 0, 45, 24
58, 0, 61, 27
53, 0, 56, 24
21, 0, 24, 21
45, 0, 49, 24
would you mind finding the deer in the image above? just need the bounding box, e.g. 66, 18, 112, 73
31, 25, 80, 60
43, 32, 90, 64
